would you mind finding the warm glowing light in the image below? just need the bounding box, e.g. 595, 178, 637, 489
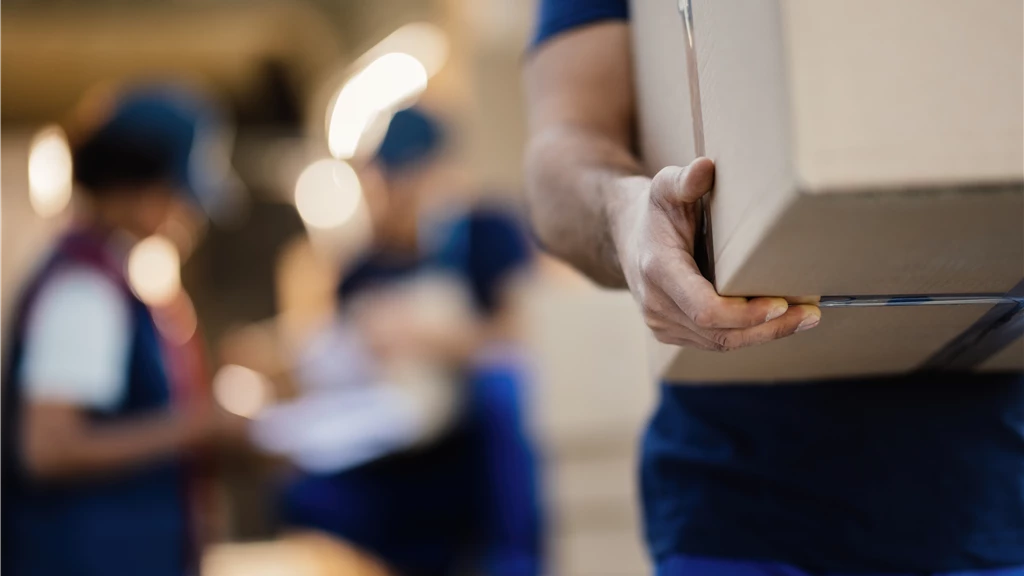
323, 22, 446, 160
127, 235, 181, 306
326, 53, 428, 159
28, 125, 74, 218
294, 159, 364, 229
213, 364, 273, 419
371, 22, 450, 78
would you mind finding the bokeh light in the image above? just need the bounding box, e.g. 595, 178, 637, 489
370, 22, 450, 78
126, 235, 182, 306
326, 53, 428, 159
294, 159, 364, 229
213, 364, 273, 419
27, 125, 74, 218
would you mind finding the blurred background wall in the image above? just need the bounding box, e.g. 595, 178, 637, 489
1, 1, 655, 574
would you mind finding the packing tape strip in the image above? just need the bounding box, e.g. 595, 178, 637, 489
821, 279, 1024, 308
679, 0, 705, 158
678, 0, 716, 285
819, 294, 1024, 308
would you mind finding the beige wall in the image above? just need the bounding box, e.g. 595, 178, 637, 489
456, 0, 536, 194
523, 276, 656, 576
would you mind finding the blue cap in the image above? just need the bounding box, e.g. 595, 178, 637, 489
372, 107, 446, 177
73, 86, 233, 217
429, 206, 534, 315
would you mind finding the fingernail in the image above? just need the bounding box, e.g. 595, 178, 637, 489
765, 305, 788, 322
796, 315, 820, 332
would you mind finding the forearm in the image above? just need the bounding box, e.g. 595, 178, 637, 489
522, 22, 819, 351
23, 405, 209, 479
524, 125, 648, 287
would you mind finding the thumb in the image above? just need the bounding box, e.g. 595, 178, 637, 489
650, 158, 715, 208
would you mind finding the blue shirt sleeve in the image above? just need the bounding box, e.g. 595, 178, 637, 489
533, 0, 630, 48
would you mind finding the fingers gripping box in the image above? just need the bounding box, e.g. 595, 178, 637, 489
631, 0, 1024, 382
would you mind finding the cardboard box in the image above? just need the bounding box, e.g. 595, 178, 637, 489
632, 0, 1023, 297
648, 302, 1022, 382
631, 0, 1024, 382
981, 335, 1024, 373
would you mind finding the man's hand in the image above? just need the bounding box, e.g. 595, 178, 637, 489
613, 158, 820, 352
525, 23, 818, 352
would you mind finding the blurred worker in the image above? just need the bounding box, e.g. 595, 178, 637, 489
427, 204, 545, 576
524, 3, 1024, 575
269, 107, 544, 576
255, 108, 468, 475
1, 87, 244, 576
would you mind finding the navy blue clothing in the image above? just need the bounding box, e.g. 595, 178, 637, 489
287, 207, 543, 575
336, 249, 421, 305
282, 359, 544, 576
465, 349, 545, 576
1, 230, 189, 576
532, 0, 629, 47
338, 207, 534, 316
533, 1, 1024, 571
283, 429, 480, 576
643, 374, 1024, 572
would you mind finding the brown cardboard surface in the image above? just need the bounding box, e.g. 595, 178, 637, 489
632, 0, 1024, 381
688, 0, 1024, 296
633, 0, 1024, 296
630, 0, 695, 171
783, 0, 1024, 191
721, 186, 1024, 297
659, 303, 995, 383
980, 337, 1024, 373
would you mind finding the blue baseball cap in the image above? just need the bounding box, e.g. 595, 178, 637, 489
372, 106, 446, 178
428, 206, 534, 316
72, 86, 236, 219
